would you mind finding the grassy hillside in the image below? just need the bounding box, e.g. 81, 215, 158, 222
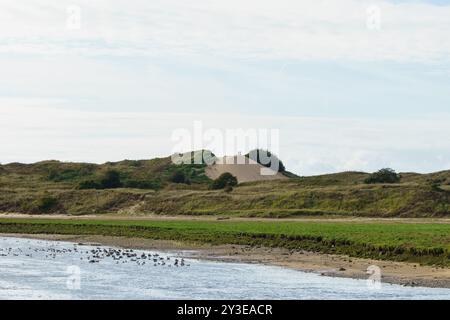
0, 157, 449, 217
0, 156, 210, 190
1, 218, 449, 266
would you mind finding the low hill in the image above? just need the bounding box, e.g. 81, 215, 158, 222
0, 153, 448, 217
0, 156, 210, 191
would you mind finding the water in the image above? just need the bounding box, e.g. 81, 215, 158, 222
0, 237, 449, 300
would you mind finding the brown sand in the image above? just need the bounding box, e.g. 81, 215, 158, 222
205, 155, 287, 183
2, 233, 449, 289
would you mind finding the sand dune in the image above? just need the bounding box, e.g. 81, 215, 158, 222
205, 155, 288, 183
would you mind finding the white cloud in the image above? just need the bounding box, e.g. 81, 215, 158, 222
0, 0, 449, 62
1, 103, 449, 175
1, 1, 449, 175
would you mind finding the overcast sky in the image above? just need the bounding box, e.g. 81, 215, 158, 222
0, 0, 449, 175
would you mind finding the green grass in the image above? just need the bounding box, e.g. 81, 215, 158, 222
1, 218, 449, 266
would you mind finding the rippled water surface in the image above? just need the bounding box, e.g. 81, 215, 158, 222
0, 237, 449, 300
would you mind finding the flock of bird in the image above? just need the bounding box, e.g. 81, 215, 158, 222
0, 240, 190, 268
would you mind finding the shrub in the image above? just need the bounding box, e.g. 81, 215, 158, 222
364, 168, 400, 184
77, 170, 122, 189
211, 172, 238, 190
169, 170, 188, 184
99, 170, 123, 188
246, 149, 286, 172
35, 196, 58, 213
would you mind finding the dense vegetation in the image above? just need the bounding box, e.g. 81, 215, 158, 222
0, 154, 449, 217
365, 168, 401, 184
0, 218, 449, 266
210, 172, 238, 190
4, 154, 211, 192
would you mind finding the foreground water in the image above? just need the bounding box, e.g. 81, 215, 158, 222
0, 237, 449, 300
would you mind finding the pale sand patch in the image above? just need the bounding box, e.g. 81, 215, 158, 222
205, 155, 288, 183
2, 233, 449, 289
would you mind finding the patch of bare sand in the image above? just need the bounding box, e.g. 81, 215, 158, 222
205, 155, 287, 183
3, 233, 449, 289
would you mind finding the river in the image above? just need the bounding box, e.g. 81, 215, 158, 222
0, 237, 449, 300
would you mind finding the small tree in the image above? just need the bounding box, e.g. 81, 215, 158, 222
364, 168, 400, 184
211, 172, 238, 190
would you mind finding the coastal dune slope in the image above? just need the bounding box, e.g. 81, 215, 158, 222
0, 153, 448, 217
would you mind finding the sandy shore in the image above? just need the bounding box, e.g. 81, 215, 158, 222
2, 233, 449, 289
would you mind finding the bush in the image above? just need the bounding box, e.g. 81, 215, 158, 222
77, 170, 122, 189
100, 170, 123, 188
35, 196, 58, 213
169, 170, 189, 184
364, 168, 400, 184
211, 172, 238, 190
246, 149, 286, 172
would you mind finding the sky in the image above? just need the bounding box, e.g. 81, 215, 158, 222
0, 0, 449, 175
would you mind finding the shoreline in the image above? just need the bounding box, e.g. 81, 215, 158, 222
2, 233, 449, 289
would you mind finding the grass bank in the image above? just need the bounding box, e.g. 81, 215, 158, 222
1, 218, 449, 266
